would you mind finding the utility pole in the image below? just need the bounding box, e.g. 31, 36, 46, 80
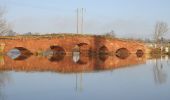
81, 8, 84, 34
76, 8, 79, 34
76, 8, 85, 34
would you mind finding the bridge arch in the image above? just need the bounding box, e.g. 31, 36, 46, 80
50, 45, 66, 55
115, 48, 130, 59
136, 49, 144, 57
72, 43, 90, 55
46, 45, 66, 62
99, 45, 109, 55
13, 47, 33, 55
7, 47, 33, 60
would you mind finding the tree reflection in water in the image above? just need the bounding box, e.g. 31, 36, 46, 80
0, 72, 11, 100
165, 55, 170, 65
153, 58, 167, 85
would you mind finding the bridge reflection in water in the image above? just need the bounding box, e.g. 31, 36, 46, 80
0, 52, 146, 73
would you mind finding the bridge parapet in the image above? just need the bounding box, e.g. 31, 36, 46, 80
0, 35, 145, 55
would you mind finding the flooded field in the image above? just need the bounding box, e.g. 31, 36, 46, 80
0, 52, 170, 100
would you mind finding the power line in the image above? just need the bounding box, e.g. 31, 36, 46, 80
81, 8, 84, 34
76, 8, 85, 34
76, 8, 79, 34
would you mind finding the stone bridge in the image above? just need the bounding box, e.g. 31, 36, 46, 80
0, 35, 146, 56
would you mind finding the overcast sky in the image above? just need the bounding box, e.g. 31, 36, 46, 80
1, 0, 170, 39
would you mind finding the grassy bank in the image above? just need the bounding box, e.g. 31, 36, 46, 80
0, 33, 144, 43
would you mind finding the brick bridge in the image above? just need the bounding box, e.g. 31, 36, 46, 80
0, 35, 145, 56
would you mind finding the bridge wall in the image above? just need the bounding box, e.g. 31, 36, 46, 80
0, 36, 145, 55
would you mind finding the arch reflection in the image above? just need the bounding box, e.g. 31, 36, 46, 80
99, 54, 109, 62
50, 46, 66, 55
0, 54, 146, 73
48, 54, 65, 62
136, 49, 144, 57
72, 52, 88, 65
45, 46, 66, 62
99, 46, 109, 55
7, 48, 32, 60
116, 48, 130, 59
73, 51, 80, 63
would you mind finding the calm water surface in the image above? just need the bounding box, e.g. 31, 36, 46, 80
0, 53, 170, 100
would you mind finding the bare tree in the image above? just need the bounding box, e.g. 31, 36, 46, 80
105, 30, 116, 38
154, 21, 169, 43
0, 6, 11, 36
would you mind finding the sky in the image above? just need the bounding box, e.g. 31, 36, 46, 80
1, 0, 170, 39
